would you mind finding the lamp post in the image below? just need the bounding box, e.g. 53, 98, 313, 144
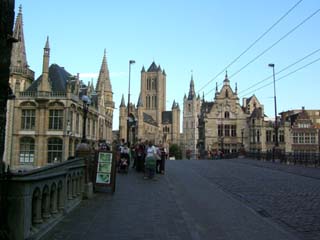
127, 60, 135, 143
268, 63, 279, 148
81, 95, 91, 143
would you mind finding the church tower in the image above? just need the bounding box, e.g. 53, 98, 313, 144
140, 62, 166, 125
96, 50, 114, 142
183, 74, 201, 159
10, 5, 34, 92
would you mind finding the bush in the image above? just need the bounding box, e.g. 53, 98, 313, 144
169, 144, 182, 160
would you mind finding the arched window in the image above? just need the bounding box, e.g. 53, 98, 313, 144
224, 111, 230, 119
48, 138, 63, 163
20, 137, 35, 163
225, 90, 229, 98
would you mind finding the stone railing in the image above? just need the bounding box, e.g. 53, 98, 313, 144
18, 91, 67, 99
10, 66, 35, 80
5, 158, 86, 240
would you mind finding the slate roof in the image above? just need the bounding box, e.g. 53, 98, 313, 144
162, 111, 172, 124
250, 107, 263, 119
26, 64, 71, 92
147, 62, 158, 72
143, 113, 158, 126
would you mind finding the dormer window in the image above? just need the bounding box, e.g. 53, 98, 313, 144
225, 90, 229, 98
224, 111, 230, 119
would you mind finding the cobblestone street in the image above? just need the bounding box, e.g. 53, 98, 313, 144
42, 158, 319, 240
183, 159, 320, 240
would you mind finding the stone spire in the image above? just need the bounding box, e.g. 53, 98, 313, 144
11, 5, 28, 68
39, 36, 51, 92
137, 93, 143, 107
187, 74, 195, 100
120, 94, 126, 107
96, 49, 112, 93
223, 71, 230, 86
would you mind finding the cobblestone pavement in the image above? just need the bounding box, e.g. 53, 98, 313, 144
185, 159, 320, 240
41, 159, 307, 240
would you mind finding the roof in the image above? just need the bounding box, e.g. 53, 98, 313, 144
250, 107, 263, 119
26, 64, 71, 92
147, 62, 158, 72
162, 111, 172, 124
143, 113, 158, 126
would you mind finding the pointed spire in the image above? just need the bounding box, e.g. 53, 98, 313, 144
162, 69, 166, 76
39, 36, 51, 92
202, 92, 205, 102
137, 93, 143, 107
188, 73, 195, 100
11, 5, 28, 68
120, 94, 126, 107
141, 66, 145, 72
172, 100, 176, 109
235, 82, 238, 94
223, 70, 230, 85
96, 49, 112, 93
215, 82, 218, 93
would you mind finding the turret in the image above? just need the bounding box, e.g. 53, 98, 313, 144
38, 37, 51, 92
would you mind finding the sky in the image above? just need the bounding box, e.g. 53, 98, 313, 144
15, 0, 320, 130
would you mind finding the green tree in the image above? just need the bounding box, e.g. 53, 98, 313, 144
169, 144, 182, 160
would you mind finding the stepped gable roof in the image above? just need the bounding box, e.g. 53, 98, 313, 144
143, 113, 158, 126
26, 64, 71, 92
162, 111, 172, 124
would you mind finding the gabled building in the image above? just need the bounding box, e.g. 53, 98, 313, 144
119, 62, 180, 145
4, 7, 114, 169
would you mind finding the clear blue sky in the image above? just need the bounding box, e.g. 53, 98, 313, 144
16, 0, 320, 130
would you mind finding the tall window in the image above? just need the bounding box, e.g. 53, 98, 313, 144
48, 138, 63, 163
19, 137, 35, 163
231, 125, 236, 137
21, 109, 35, 130
224, 111, 230, 119
218, 124, 223, 137
76, 113, 79, 134
266, 130, 272, 142
224, 125, 230, 137
49, 110, 63, 130
279, 130, 285, 143
293, 132, 298, 143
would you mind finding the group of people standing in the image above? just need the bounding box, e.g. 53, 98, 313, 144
117, 139, 168, 180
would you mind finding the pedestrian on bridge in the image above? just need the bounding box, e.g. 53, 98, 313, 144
144, 141, 157, 180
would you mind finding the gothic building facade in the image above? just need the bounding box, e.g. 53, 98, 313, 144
182, 75, 201, 159
4, 8, 114, 169
119, 62, 180, 145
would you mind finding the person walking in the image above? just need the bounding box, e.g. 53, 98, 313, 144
144, 141, 157, 180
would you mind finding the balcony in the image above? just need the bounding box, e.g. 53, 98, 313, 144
19, 91, 67, 99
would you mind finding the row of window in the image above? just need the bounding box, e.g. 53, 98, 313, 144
218, 124, 237, 137
22, 109, 63, 130
293, 132, 316, 144
21, 109, 102, 138
146, 78, 157, 90
20, 137, 63, 163
146, 95, 157, 109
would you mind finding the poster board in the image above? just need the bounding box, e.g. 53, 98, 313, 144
94, 151, 116, 193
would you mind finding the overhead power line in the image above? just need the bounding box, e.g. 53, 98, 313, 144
197, 0, 304, 94
239, 56, 320, 98
238, 48, 320, 95
229, 7, 320, 80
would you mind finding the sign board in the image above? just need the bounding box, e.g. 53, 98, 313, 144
94, 150, 116, 193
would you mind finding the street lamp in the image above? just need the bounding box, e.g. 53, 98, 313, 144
81, 95, 91, 143
268, 63, 279, 148
127, 60, 135, 144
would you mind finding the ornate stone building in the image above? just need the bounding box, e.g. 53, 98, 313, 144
4, 8, 114, 169
119, 62, 180, 145
198, 73, 251, 156
183, 75, 201, 159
